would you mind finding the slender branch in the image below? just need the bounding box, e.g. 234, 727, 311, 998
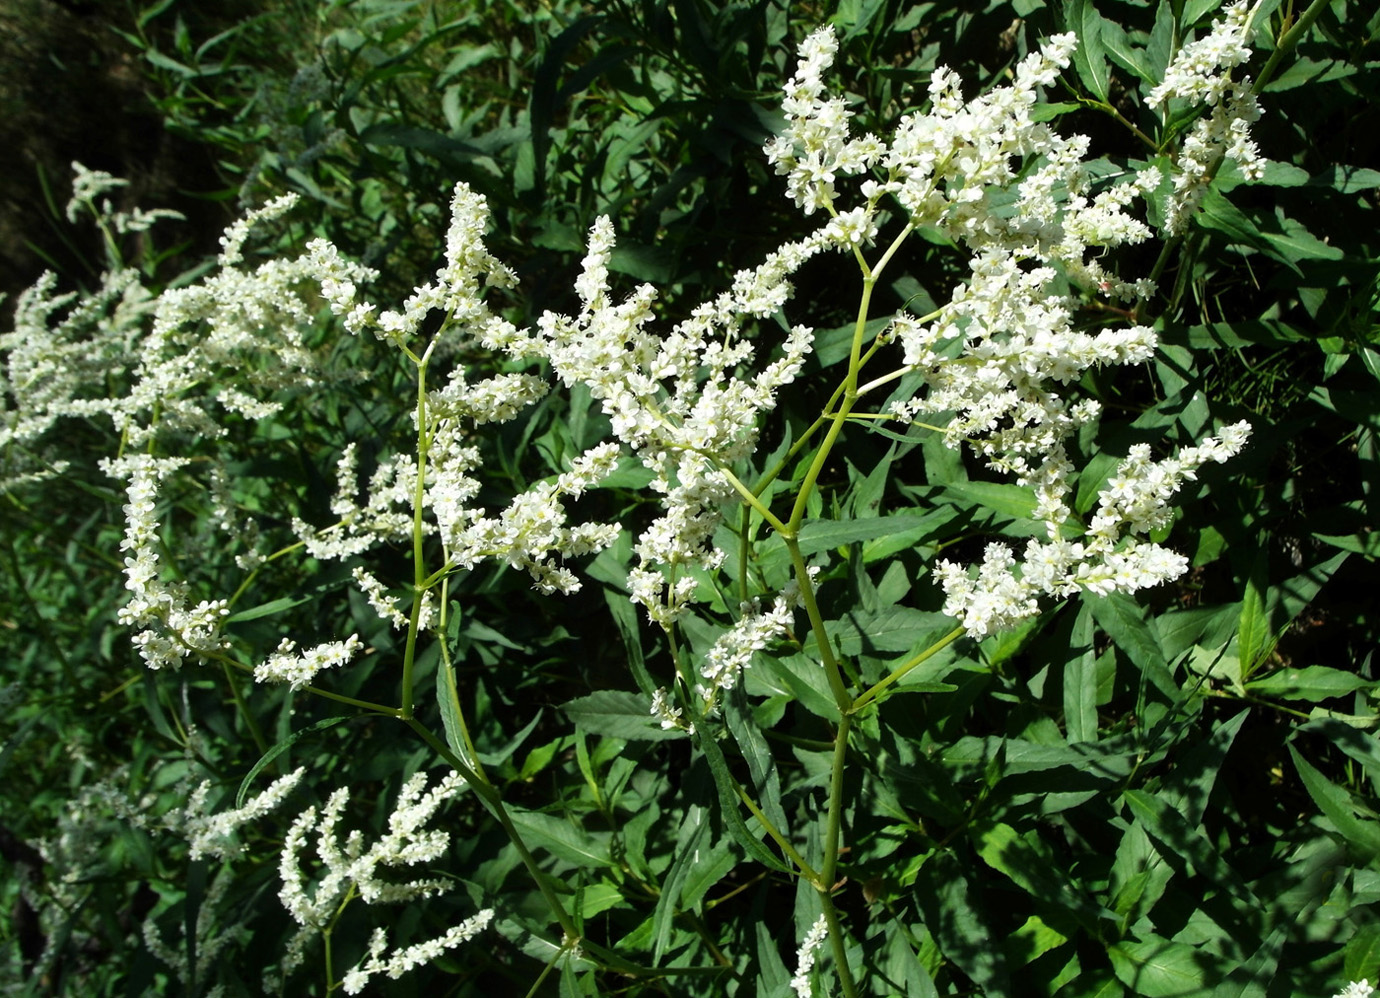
820, 886, 861, 998
731, 779, 819, 882
784, 537, 851, 711
221, 661, 268, 757
399, 354, 432, 719
1253, 0, 1331, 95
405, 717, 581, 942
850, 626, 966, 714
721, 467, 789, 534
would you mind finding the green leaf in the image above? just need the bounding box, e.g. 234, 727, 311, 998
602, 586, 654, 696
1159, 711, 1247, 824
235, 716, 350, 809
1086, 593, 1177, 697
1059, 972, 1126, 998
1066, 0, 1110, 101
1064, 603, 1099, 743
724, 689, 790, 839
1211, 924, 1286, 998
1109, 936, 1212, 997
755, 921, 793, 996
224, 596, 311, 624
1344, 924, 1380, 988
1121, 789, 1257, 905
696, 731, 792, 874
1311, 165, 1380, 194
437, 659, 467, 760
886, 927, 940, 997
1004, 914, 1069, 968
1099, 18, 1155, 83
796, 513, 940, 555
1246, 666, 1377, 702
650, 807, 708, 963
1301, 717, 1380, 780
143, 48, 197, 77
1289, 746, 1380, 859
508, 808, 614, 868
826, 607, 954, 656
750, 652, 840, 722
945, 481, 1039, 521
476, 708, 546, 767
1236, 574, 1270, 676
576, 882, 626, 919
560, 690, 687, 741
972, 820, 1111, 932
914, 851, 1010, 994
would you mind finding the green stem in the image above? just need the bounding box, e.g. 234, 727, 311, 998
784, 538, 852, 712
850, 626, 966, 714
221, 661, 268, 757
821, 883, 860, 998
722, 467, 789, 534
737, 502, 752, 604
522, 939, 569, 998
400, 350, 432, 720
820, 713, 851, 892
732, 779, 820, 882
322, 883, 357, 995
809, 712, 857, 998
404, 718, 581, 943
1253, 0, 1330, 95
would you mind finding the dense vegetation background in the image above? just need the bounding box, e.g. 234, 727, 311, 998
2, 0, 1378, 995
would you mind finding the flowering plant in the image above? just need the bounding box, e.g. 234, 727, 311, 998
2, 1, 1377, 996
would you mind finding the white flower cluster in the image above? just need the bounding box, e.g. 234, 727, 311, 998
311, 182, 518, 351
771, 26, 1079, 235
648, 592, 795, 731
176, 766, 307, 861
434, 433, 621, 598
541, 214, 833, 625
770, 27, 1252, 637
143, 865, 246, 996
293, 443, 416, 561
0, 263, 151, 491
764, 27, 884, 215
66, 160, 184, 235
1148, 2, 1256, 107
790, 914, 830, 998
699, 594, 795, 704
105, 454, 232, 670
650, 687, 691, 733
353, 566, 411, 629
1149, 1, 1264, 232
253, 634, 364, 690
275, 770, 469, 989
938, 421, 1249, 636
341, 910, 495, 995
307, 184, 624, 596
102, 193, 374, 450
1334, 984, 1374, 998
